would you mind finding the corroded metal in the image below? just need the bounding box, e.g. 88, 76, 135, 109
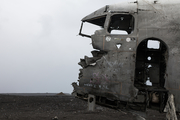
72, 0, 180, 112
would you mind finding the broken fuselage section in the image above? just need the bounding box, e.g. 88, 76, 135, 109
72, 0, 180, 112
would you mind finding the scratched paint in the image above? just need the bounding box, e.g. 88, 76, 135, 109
72, 0, 180, 112
91, 72, 109, 84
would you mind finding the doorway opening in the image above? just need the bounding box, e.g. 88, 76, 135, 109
134, 38, 169, 111
135, 38, 168, 88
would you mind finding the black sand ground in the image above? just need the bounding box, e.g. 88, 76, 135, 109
0, 94, 179, 120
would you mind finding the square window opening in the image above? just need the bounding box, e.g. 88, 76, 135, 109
108, 14, 134, 35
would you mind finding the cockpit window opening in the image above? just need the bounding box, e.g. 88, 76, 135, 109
81, 22, 102, 37
108, 14, 134, 35
79, 15, 107, 38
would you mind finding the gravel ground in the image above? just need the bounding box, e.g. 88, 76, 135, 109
0, 94, 179, 120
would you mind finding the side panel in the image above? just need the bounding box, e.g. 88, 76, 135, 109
137, 0, 180, 111
79, 51, 138, 101
78, 13, 139, 102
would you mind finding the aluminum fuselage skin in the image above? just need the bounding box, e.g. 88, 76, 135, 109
73, 0, 180, 112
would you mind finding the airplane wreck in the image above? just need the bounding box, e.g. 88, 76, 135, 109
72, 0, 180, 112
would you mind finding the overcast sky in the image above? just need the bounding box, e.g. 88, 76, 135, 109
0, 0, 127, 93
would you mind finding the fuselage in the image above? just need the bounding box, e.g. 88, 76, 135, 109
73, 0, 180, 112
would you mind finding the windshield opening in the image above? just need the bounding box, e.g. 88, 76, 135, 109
79, 15, 106, 38
108, 14, 134, 35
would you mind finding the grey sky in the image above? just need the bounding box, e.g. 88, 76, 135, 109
0, 0, 126, 93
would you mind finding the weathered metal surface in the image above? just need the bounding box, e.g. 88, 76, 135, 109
72, 0, 180, 112
88, 94, 96, 111
82, 0, 137, 22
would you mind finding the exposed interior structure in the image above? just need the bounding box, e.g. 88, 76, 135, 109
80, 14, 134, 37
135, 38, 168, 88
108, 14, 134, 34
73, 0, 180, 113
134, 38, 169, 111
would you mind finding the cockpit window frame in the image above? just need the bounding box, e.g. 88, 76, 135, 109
107, 13, 135, 35
79, 15, 107, 38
